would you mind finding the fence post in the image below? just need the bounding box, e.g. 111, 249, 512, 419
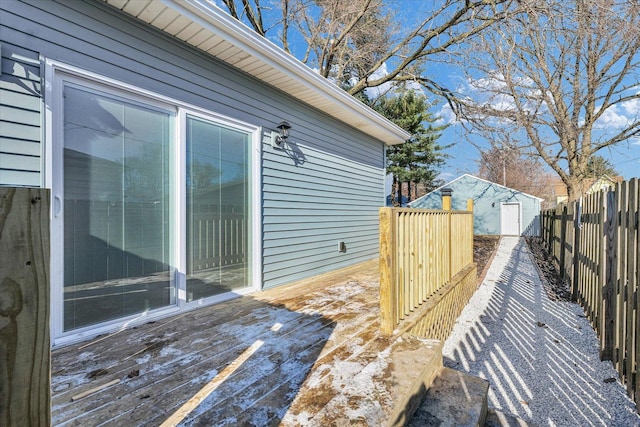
441, 189, 453, 281
628, 178, 640, 405
602, 189, 618, 361
441, 188, 452, 211
559, 205, 568, 279
0, 188, 50, 426
379, 207, 396, 335
572, 199, 582, 302
622, 179, 637, 399
597, 190, 606, 344
467, 199, 474, 266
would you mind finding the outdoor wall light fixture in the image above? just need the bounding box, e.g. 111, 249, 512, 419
271, 120, 292, 149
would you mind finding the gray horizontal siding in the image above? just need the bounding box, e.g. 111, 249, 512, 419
0, 42, 41, 186
0, 169, 40, 186
2, 0, 386, 288
262, 128, 383, 286
0, 137, 40, 156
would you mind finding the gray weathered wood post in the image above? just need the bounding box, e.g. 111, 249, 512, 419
0, 187, 50, 426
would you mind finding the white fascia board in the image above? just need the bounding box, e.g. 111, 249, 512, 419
166, 0, 410, 145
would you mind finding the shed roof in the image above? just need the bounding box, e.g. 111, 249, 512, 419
102, 0, 410, 145
409, 173, 544, 207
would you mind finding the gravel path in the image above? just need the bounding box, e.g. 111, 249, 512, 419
443, 236, 640, 427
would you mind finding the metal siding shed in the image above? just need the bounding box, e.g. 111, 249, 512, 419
409, 174, 542, 236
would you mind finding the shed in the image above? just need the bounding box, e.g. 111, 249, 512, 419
409, 174, 542, 236
0, 0, 409, 345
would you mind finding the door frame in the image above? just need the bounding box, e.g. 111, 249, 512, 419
45, 60, 263, 346
500, 202, 522, 236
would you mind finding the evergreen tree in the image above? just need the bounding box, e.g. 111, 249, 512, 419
374, 90, 448, 206
585, 155, 618, 179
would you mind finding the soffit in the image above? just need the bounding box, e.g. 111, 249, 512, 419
103, 0, 410, 145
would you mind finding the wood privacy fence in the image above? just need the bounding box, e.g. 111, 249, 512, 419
379, 207, 476, 339
541, 178, 640, 406
188, 210, 247, 271
0, 187, 50, 426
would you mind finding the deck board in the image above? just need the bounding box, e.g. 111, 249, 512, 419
52, 260, 442, 426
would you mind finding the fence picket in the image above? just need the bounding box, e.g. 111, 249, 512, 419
541, 179, 640, 407
627, 179, 638, 399
616, 183, 625, 372
379, 207, 474, 335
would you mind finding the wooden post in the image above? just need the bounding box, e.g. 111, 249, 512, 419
441, 188, 452, 211
379, 207, 396, 335
559, 205, 568, 280
624, 179, 637, 399
0, 188, 50, 426
614, 183, 624, 371
572, 199, 581, 302
598, 190, 606, 350
628, 179, 640, 407
467, 199, 475, 262
602, 188, 618, 361
467, 199, 474, 267
439, 189, 453, 281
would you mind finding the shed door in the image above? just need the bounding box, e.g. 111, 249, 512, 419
500, 203, 521, 235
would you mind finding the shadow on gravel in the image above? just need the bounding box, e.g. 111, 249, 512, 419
444, 237, 639, 426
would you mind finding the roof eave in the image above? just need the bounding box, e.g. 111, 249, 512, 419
106, 0, 410, 145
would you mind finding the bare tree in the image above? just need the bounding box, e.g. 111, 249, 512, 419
458, 0, 640, 202
477, 146, 555, 204
219, 0, 517, 98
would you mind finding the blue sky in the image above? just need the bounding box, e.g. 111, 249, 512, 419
433, 102, 640, 183
429, 67, 640, 183
213, 0, 640, 182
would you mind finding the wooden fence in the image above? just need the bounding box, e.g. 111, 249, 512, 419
379, 206, 476, 338
0, 187, 50, 425
541, 178, 640, 406
188, 210, 247, 271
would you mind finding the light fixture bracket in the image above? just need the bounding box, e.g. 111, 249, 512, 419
271, 120, 292, 149
271, 130, 285, 149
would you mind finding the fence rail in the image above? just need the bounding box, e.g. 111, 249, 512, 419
379, 207, 474, 336
541, 178, 640, 407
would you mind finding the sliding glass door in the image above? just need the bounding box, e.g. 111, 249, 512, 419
62, 84, 176, 331
186, 116, 249, 301
52, 68, 256, 340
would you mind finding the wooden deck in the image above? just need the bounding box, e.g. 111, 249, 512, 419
51, 260, 442, 426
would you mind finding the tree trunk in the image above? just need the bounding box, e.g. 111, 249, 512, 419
392, 176, 399, 207
565, 176, 587, 203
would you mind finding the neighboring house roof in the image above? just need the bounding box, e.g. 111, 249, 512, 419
551, 175, 623, 203
409, 174, 543, 207
585, 175, 624, 194
102, 0, 410, 145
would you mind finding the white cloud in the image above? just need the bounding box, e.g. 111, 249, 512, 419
594, 92, 640, 130
462, 73, 549, 117
622, 94, 640, 117
434, 103, 459, 126
595, 104, 632, 128
363, 63, 425, 100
